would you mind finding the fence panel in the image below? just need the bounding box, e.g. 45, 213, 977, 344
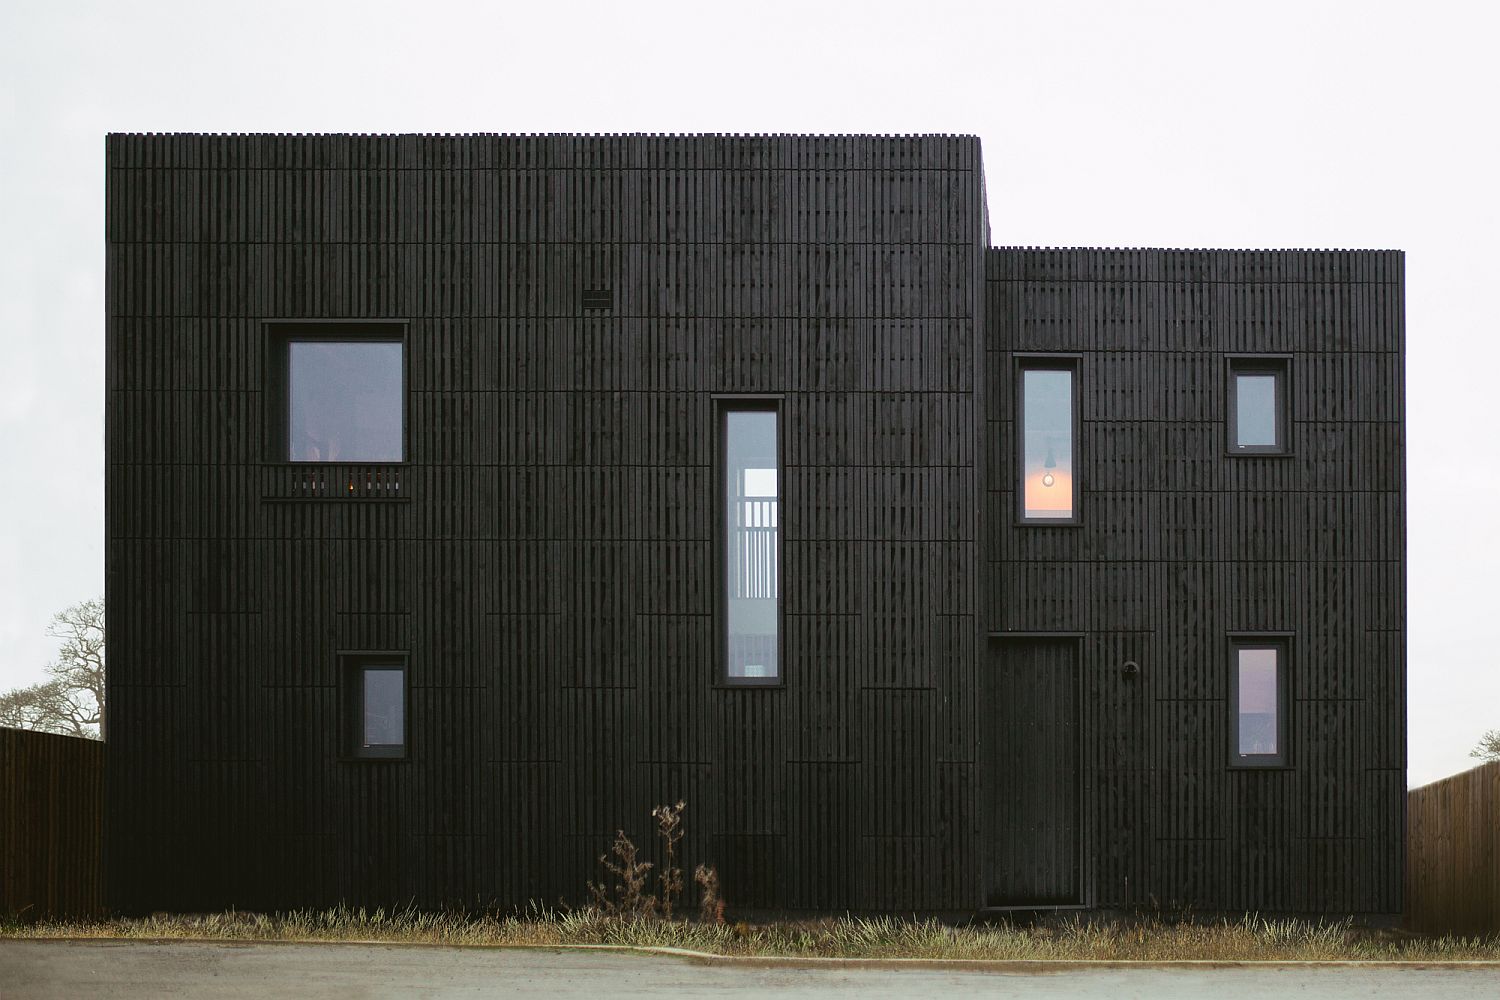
0, 727, 104, 920
1407, 761, 1500, 935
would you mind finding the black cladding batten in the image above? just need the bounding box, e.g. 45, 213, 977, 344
104, 133, 1405, 917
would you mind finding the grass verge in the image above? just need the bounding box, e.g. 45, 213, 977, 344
5, 908, 1500, 963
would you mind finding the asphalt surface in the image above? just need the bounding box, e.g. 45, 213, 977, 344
3, 940, 1500, 999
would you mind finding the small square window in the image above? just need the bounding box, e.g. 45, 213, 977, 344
342, 655, 407, 759
268, 324, 406, 463
1229, 639, 1289, 767
1227, 357, 1290, 454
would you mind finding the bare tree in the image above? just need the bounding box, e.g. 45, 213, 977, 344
0, 598, 105, 740
1472, 729, 1500, 764
0, 680, 76, 734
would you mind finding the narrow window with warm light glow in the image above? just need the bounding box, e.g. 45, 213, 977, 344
1229, 639, 1288, 767
1019, 362, 1077, 522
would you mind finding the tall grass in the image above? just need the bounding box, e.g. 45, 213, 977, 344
6, 908, 1500, 962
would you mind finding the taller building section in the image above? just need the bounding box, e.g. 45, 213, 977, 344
105, 133, 990, 912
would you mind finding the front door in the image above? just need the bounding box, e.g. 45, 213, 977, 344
980, 637, 1081, 907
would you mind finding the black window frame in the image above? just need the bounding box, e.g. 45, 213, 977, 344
1227, 636, 1291, 769
1226, 355, 1292, 456
1014, 354, 1082, 527
340, 652, 410, 761
265, 321, 410, 464
714, 395, 785, 688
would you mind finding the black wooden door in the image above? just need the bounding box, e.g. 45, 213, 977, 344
980, 637, 1081, 907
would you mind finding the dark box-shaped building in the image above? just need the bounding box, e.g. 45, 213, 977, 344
105, 133, 1405, 918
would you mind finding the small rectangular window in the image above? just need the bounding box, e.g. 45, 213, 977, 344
1018, 359, 1078, 523
268, 324, 406, 463
342, 655, 407, 759
721, 402, 780, 684
1229, 639, 1288, 767
1228, 358, 1289, 454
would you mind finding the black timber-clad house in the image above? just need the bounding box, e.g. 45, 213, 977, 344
105, 133, 1406, 918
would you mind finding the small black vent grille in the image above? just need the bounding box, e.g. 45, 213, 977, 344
582, 288, 613, 311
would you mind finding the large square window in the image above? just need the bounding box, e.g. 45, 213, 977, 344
1227, 357, 1290, 454
1228, 638, 1289, 767
269, 325, 405, 462
342, 654, 408, 760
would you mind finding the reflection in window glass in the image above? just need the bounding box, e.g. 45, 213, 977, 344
1022, 368, 1074, 520
362, 667, 405, 748
1236, 648, 1279, 756
1235, 373, 1279, 448
289, 341, 403, 462
725, 409, 779, 680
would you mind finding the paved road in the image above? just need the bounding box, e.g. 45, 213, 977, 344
3, 941, 1499, 999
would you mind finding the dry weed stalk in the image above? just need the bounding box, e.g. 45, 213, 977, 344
652, 800, 686, 919
587, 829, 655, 917
587, 800, 725, 923
694, 863, 724, 925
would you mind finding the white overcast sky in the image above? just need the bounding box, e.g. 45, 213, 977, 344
0, 0, 1494, 787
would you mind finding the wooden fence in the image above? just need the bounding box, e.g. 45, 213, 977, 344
1407, 761, 1500, 935
1, 727, 104, 920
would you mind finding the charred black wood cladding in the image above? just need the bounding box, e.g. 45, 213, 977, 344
104, 134, 1404, 918
985, 247, 1405, 917
105, 134, 990, 914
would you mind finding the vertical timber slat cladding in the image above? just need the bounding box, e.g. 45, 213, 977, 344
1, 728, 105, 920
986, 246, 1405, 919
106, 133, 988, 915
1407, 763, 1500, 936
104, 134, 1403, 918
980, 638, 1081, 907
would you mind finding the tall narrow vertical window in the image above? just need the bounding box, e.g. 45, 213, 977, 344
722, 404, 780, 684
1228, 357, 1290, 454
1018, 360, 1078, 523
1229, 639, 1288, 767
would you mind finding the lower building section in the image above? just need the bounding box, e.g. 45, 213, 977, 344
105, 621, 1403, 919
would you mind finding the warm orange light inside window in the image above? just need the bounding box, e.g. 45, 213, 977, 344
1020, 367, 1074, 521
1024, 469, 1073, 516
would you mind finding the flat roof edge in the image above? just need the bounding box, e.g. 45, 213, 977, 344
105, 131, 982, 140
989, 245, 1405, 254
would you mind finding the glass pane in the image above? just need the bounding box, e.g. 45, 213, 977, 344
363, 667, 405, 747
725, 410, 778, 680
1022, 369, 1074, 519
1235, 373, 1278, 447
1237, 648, 1278, 755
289, 341, 404, 462
743, 467, 778, 498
